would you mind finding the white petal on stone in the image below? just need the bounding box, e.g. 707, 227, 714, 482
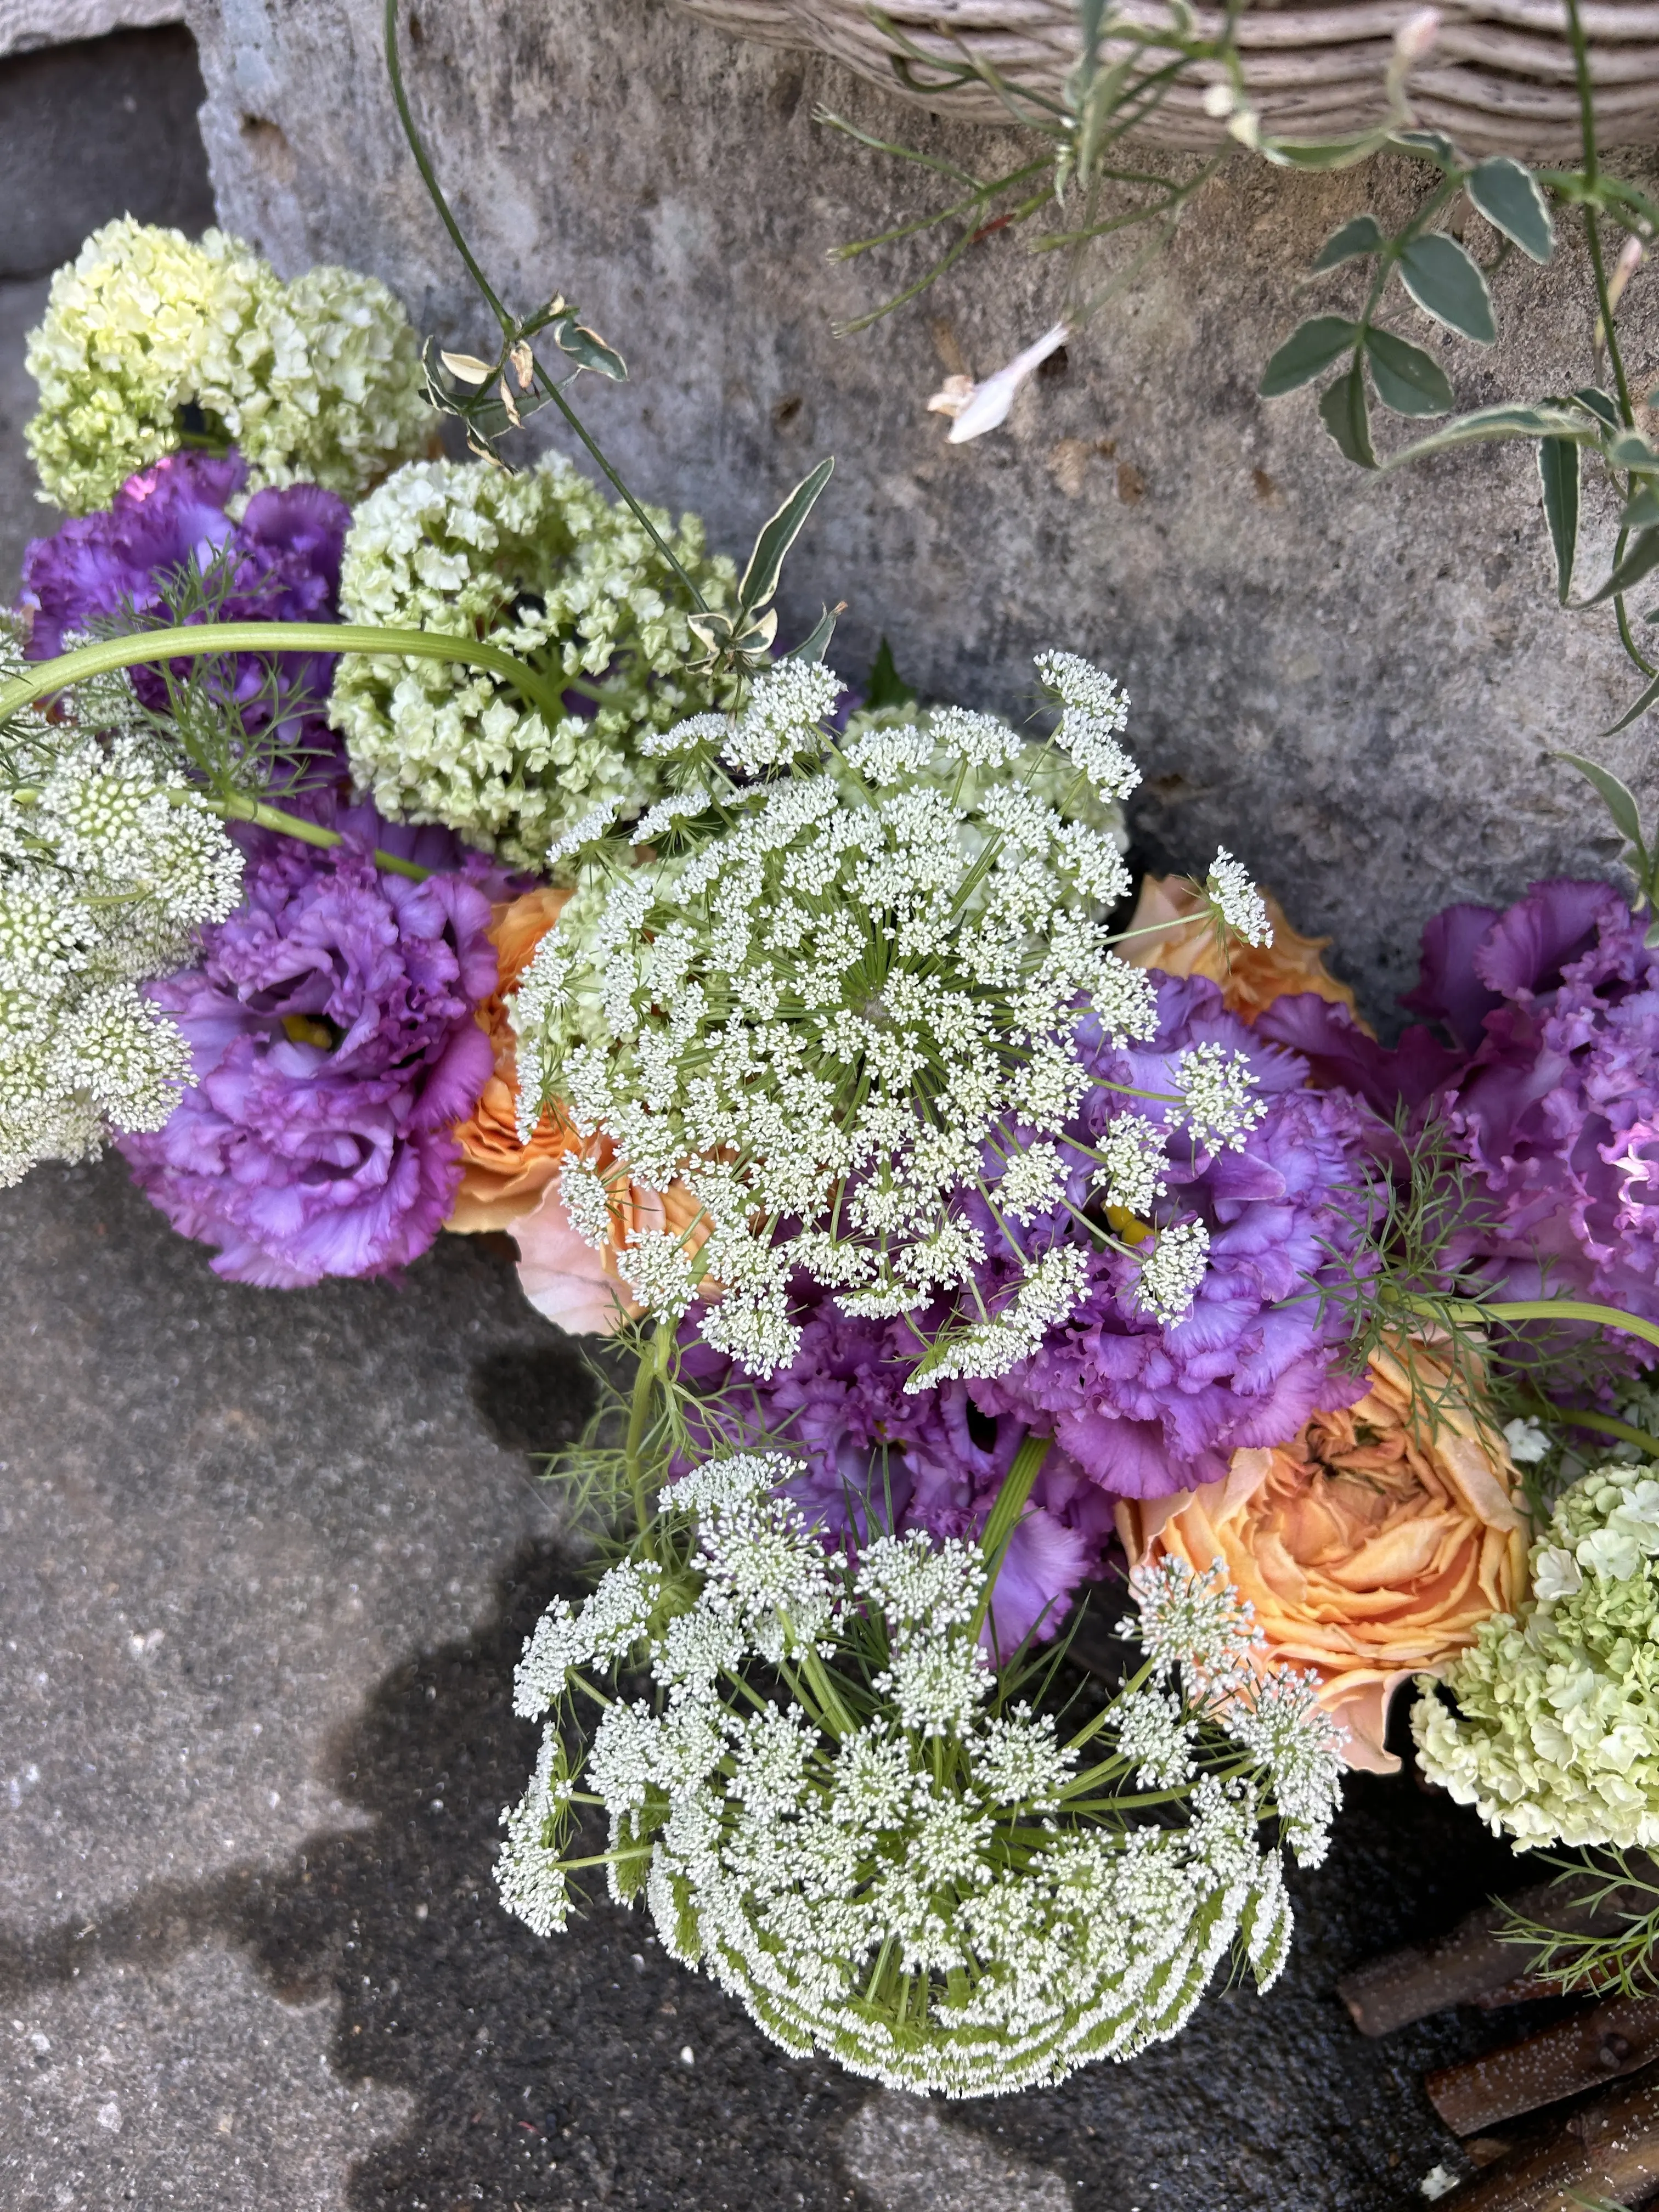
944, 323, 1070, 445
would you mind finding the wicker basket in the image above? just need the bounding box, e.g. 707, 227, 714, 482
669, 0, 1659, 156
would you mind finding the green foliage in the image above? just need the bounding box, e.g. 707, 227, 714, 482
1499, 1847, 1659, 2001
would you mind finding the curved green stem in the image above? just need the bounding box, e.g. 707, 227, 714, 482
215, 795, 431, 882
1406, 1291, 1659, 1362
0, 621, 570, 728
1549, 1406, 1659, 1459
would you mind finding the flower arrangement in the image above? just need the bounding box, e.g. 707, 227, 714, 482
7, 0, 1659, 2118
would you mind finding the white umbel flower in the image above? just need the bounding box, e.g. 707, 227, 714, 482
510, 652, 1172, 1379
496, 1472, 1339, 2097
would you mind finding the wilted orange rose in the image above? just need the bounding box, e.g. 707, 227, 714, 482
512, 1149, 710, 1336
1122, 874, 1366, 1028
1116, 1340, 1530, 1773
448, 887, 578, 1234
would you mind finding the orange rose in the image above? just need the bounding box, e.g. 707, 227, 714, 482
1122, 874, 1366, 1028
448, 887, 578, 1233
1116, 1340, 1530, 1773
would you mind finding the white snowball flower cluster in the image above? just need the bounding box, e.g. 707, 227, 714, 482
496, 1452, 1342, 2097
25, 218, 432, 513
330, 453, 736, 869
0, 653, 244, 1183
1413, 1460, 1659, 1849
510, 651, 1254, 1377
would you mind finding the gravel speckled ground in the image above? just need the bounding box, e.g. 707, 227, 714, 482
0, 1153, 1549, 2212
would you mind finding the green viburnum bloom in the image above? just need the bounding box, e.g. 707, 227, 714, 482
25, 217, 432, 512
0, 641, 244, 1183
496, 1450, 1342, 2097
329, 453, 736, 871
509, 650, 1267, 1378
1413, 1460, 1659, 1850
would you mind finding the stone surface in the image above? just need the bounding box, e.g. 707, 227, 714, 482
0, 0, 182, 58
182, 0, 1659, 1016
1, 1945, 410, 2210
0, 275, 52, 594
0, 1154, 1568, 2211
0, 26, 216, 279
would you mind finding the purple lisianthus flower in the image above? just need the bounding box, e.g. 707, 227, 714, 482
676, 1296, 1116, 1651
966, 974, 1380, 1501
20, 448, 348, 753
116, 802, 499, 1288
1257, 879, 1659, 1327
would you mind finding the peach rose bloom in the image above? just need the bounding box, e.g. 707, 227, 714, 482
1116, 1340, 1530, 1774
511, 1153, 710, 1337
1122, 874, 1365, 1028
448, 887, 579, 1234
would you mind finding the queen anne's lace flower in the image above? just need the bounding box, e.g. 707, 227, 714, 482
496, 1456, 1341, 2096
510, 654, 1215, 1379
0, 645, 244, 1184
25, 218, 431, 513
1413, 1461, 1659, 1849
329, 453, 735, 869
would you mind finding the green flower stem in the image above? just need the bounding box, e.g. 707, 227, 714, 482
1548, 1406, 1659, 1458
380, 0, 709, 614
970, 1432, 1053, 1640
1402, 1291, 1659, 1362
624, 1327, 672, 1538
213, 794, 431, 882
0, 620, 571, 729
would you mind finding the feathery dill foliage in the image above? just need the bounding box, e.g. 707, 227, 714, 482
0, 628, 244, 1183
1314, 1111, 1636, 1491
510, 649, 1268, 1380
1499, 1847, 1659, 2001
495, 1449, 1343, 2097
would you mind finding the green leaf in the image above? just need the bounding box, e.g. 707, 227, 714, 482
1318, 362, 1376, 468
1572, 385, 1622, 431
1392, 128, 1459, 165
1467, 157, 1555, 263
551, 317, 627, 380
1364, 328, 1454, 416
1605, 665, 1659, 735
1607, 429, 1659, 472
1259, 317, 1360, 398
864, 636, 916, 708
738, 457, 835, 616
1621, 486, 1659, 531
1584, 527, 1659, 605
1538, 438, 1580, 603
1312, 216, 1385, 271
784, 604, 840, 664
1398, 234, 1497, 344
1555, 750, 1647, 858
1381, 403, 1596, 470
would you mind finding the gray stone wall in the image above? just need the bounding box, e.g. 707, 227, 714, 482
181, 0, 1659, 1015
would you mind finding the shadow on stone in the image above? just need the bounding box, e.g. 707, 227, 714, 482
0, 1522, 1559, 2212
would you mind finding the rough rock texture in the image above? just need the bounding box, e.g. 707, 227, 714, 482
0, 0, 180, 58
0, 26, 216, 278
180, 0, 1659, 1015
0, 1153, 1563, 2211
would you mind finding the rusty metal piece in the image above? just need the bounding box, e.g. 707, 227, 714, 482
1425, 1996, 1659, 2135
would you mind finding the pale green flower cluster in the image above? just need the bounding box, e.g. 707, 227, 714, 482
510, 653, 1261, 1378
25, 217, 432, 512
0, 651, 244, 1184
1413, 1461, 1659, 1849
496, 1451, 1342, 2097
329, 453, 736, 870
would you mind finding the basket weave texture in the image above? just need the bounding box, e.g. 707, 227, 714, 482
669, 0, 1659, 155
